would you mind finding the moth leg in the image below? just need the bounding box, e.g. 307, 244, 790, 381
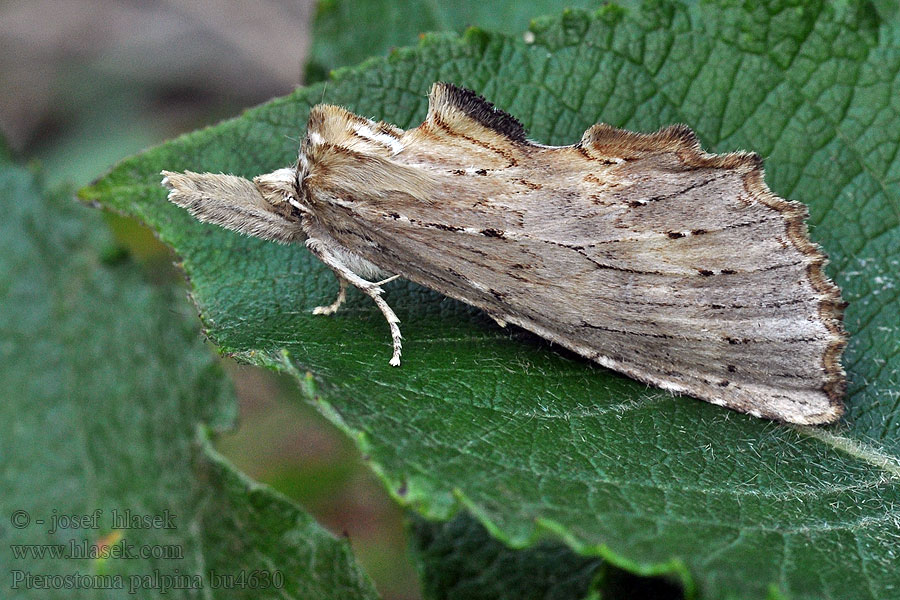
306, 238, 403, 367
369, 291, 403, 367
374, 274, 401, 286
312, 276, 347, 315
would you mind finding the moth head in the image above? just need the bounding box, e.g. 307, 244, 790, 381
161, 169, 306, 243
253, 168, 303, 211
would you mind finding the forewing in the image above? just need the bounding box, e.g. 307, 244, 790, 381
305, 83, 846, 424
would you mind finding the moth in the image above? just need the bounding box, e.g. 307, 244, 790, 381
162, 82, 847, 425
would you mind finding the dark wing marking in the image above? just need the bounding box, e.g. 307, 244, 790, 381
430, 82, 528, 143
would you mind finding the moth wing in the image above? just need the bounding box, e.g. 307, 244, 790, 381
305, 84, 846, 424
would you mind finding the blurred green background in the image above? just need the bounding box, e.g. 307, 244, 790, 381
0, 1, 416, 598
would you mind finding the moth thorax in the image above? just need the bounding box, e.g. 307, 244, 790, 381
253, 168, 297, 207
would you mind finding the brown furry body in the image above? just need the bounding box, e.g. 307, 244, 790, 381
163, 83, 846, 424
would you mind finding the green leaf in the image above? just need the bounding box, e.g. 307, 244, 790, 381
409, 512, 680, 600
305, 0, 605, 82
82, 2, 900, 598
409, 513, 603, 600
0, 157, 379, 599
